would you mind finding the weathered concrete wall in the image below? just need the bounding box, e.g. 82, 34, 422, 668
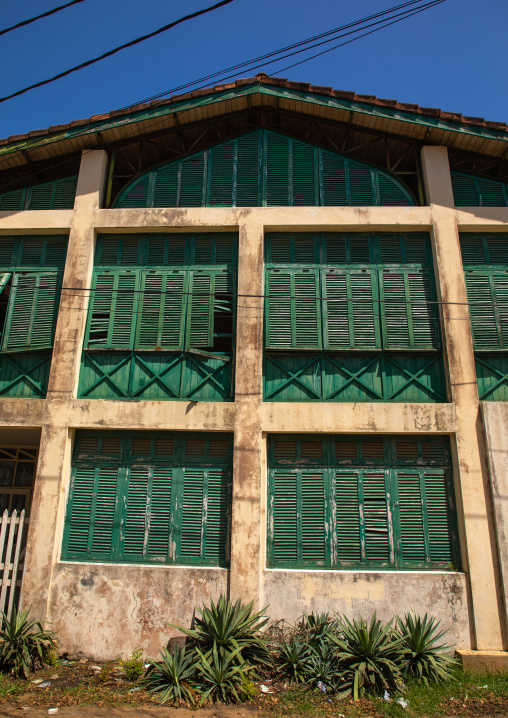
51, 563, 228, 659
0, 146, 504, 658
481, 402, 508, 630
263, 570, 470, 649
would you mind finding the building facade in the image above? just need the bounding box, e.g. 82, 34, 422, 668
0, 76, 508, 659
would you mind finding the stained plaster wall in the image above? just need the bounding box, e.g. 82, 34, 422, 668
0, 147, 506, 657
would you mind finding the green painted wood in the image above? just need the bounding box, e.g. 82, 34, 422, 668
0, 350, 52, 397
79, 350, 233, 400
475, 354, 508, 400
452, 172, 508, 207
264, 233, 442, 402
114, 130, 415, 208
0, 176, 78, 211
62, 431, 233, 567
460, 234, 508, 352
264, 352, 446, 402
2, 272, 61, 352
267, 434, 459, 570
0, 236, 67, 270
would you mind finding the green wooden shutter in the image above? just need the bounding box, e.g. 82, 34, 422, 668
153, 165, 178, 207
301, 470, 327, 564
53, 177, 78, 209
27, 183, 54, 210
179, 155, 205, 206
63, 466, 95, 558
377, 172, 414, 206
348, 163, 374, 205
265, 270, 321, 349
201, 467, 230, 565
423, 469, 454, 564
266, 133, 290, 206
396, 470, 427, 565
292, 140, 317, 206
118, 175, 151, 208
269, 469, 297, 565
2, 272, 60, 352
187, 272, 213, 348
0, 189, 26, 211
236, 132, 261, 206
135, 270, 186, 350
478, 179, 507, 207
321, 151, 347, 205
380, 269, 439, 349
209, 141, 235, 206
0, 239, 15, 267
122, 465, 172, 561
179, 468, 205, 560
361, 470, 392, 565
335, 469, 361, 563
452, 173, 480, 206
464, 272, 506, 349
86, 271, 138, 349
323, 269, 380, 349
268, 468, 327, 568
63, 466, 120, 560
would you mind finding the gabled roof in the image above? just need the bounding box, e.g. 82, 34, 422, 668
2, 76, 508, 164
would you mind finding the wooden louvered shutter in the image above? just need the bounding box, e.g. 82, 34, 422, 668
265, 270, 321, 349
268, 468, 327, 567
86, 271, 138, 348
209, 142, 235, 206
292, 141, 317, 206
179, 468, 205, 560
452, 173, 479, 206
63, 466, 120, 560
464, 272, 508, 349
361, 470, 392, 565
380, 270, 439, 349
321, 151, 347, 205
0, 272, 11, 293
179, 155, 205, 206
202, 468, 230, 565
53, 177, 78, 209
187, 272, 213, 348
123, 466, 172, 561
424, 469, 454, 565
0, 189, 26, 211
348, 162, 375, 205
153, 165, 178, 207
323, 269, 380, 349
335, 470, 361, 563
27, 183, 54, 210
395, 470, 427, 565
266, 133, 289, 206
236, 133, 261, 206
2, 272, 60, 351
135, 271, 186, 350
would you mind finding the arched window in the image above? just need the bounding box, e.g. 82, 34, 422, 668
114, 130, 415, 208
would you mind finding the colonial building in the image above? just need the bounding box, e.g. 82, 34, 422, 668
0, 75, 507, 662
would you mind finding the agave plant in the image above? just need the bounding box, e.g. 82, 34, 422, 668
275, 638, 312, 683
141, 647, 199, 705
0, 607, 57, 678
196, 644, 251, 704
171, 595, 270, 665
397, 612, 456, 684
301, 612, 338, 648
335, 613, 406, 700
304, 641, 342, 691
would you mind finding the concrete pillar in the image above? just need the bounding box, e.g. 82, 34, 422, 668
421, 146, 455, 207
229, 215, 264, 608
46, 150, 108, 399
421, 146, 506, 649
20, 425, 71, 619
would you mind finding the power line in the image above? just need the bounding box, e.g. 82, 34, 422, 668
0, 0, 86, 38
0, 0, 235, 105
116, 0, 432, 111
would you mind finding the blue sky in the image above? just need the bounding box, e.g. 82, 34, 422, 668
0, 0, 505, 139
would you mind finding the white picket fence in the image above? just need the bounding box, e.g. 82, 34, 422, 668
0, 510, 28, 619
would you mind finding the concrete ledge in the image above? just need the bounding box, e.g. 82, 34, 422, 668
456, 650, 508, 673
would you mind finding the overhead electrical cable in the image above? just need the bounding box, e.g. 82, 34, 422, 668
0, 0, 446, 185
115, 0, 434, 111
0, 0, 235, 104
0, 0, 86, 37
